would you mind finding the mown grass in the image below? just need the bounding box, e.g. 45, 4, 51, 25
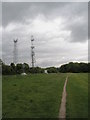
2, 73, 66, 118
66, 73, 88, 118
0, 75, 2, 119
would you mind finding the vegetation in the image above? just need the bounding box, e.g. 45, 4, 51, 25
1, 59, 89, 75
2, 70, 88, 118
2, 73, 66, 118
66, 73, 88, 118
0, 76, 2, 119
59, 62, 89, 73
1, 57, 88, 118
46, 67, 58, 73
30, 67, 44, 73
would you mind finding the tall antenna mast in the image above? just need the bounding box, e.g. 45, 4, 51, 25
31, 35, 35, 67
13, 38, 18, 65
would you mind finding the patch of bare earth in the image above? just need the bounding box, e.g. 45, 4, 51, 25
59, 76, 68, 119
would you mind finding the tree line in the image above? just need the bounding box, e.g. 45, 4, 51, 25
0, 59, 90, 75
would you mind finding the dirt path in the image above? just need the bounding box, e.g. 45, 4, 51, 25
59, 76, 68, 119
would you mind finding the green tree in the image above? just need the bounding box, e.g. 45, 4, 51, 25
16, 63, 23, 74
30, 67, 44, 73
10, 63, 16, 74
23, 63, 29, 73
47, 67, 58, 73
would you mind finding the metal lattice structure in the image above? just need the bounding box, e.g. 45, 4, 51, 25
31, 35, 35, 67
13, 39, 18, 65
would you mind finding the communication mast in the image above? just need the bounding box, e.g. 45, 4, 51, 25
31, 35, 35, 67
13, 38, 18, 65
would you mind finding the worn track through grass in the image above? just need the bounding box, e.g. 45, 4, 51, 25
59, 76, 68, 119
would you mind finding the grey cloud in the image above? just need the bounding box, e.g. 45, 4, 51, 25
2, 2, 31, 26
2, 2, 74, 26
2, 2, 67, 26
70, 21, 88, 42
58, 2, 88, 42
2, 2, 88, 67
2, 2, 88, 42
66, 15, 88, 42
0, 3, 1, 24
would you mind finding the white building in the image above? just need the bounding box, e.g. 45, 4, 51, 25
44, 70, 48, 74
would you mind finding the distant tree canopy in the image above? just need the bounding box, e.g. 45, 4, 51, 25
2, 62, 30, 75
30, 67, 44, 73
0, 59, 2, 74
59, 62, 89, 73
1, 59, 90, 75
46, 67, 58, 73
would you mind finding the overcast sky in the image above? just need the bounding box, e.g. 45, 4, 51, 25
1, 2, 88, 67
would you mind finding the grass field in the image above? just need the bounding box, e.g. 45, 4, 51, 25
0, 76, 2, 119
66, 73, 88, 118
2, 73, 88, 118
2, 73, 66, 118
